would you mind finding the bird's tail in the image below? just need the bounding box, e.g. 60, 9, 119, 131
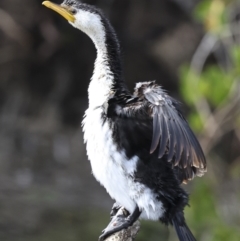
172, 213, 196, 241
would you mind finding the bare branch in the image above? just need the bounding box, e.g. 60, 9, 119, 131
200, 82, 240, 153
190, 33, 218, 74
103, 208, 140, 241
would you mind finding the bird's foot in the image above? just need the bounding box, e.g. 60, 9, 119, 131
110, 202, 129, 218
99, 206, 141, 241
99, 204, 128, 238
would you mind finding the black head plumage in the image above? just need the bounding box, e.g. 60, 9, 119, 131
62, 0, 103, 15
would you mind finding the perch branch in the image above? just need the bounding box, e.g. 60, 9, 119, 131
102, 207, 141, 241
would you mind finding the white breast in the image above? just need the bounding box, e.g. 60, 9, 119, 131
82, 107, 164, 220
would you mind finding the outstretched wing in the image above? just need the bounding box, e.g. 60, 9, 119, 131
143, 82, 206, 177
107, 81, 206, 182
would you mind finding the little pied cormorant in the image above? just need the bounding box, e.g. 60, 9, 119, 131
42, 1, 207, 241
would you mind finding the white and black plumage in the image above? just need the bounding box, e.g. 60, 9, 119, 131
42, 1, 207, 241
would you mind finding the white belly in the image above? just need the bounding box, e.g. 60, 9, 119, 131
82, 107, 164, 220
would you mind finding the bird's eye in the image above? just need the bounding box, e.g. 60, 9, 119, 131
71, 9, 77, 14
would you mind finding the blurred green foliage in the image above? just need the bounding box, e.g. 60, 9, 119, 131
185, 180, 240, 241
180, 1, 240, 129
194, 0, 227, 33
180, 45, 240, 131
180, 0, 240, 240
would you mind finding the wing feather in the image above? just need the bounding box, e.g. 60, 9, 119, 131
167, 117, 175, 162
158, 109, 168, 158
137, 81, 206, 181
150, 108, 161, 153
109, 81, 206, 183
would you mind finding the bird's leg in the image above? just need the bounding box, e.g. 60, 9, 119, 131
99, 206, 141, 241
110, 202, 129, 218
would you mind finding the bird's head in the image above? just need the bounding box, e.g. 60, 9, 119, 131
42, 0, 106, 42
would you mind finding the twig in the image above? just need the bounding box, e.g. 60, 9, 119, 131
190, 33, 218, 74
200, 82, 240, 153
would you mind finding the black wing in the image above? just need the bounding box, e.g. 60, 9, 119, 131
107, 81, 206, 182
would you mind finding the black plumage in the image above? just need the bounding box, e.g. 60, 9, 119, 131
108, 81, 206, 183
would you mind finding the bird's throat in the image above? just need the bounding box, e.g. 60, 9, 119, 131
87, 19, 126, 108
88, 49, 116, 108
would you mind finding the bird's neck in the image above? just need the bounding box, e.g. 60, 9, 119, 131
87, 19, 127, 108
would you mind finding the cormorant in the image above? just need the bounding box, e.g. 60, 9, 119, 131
42, 1, 207, 241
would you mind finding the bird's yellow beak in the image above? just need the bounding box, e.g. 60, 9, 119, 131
42, 1, 75, 22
